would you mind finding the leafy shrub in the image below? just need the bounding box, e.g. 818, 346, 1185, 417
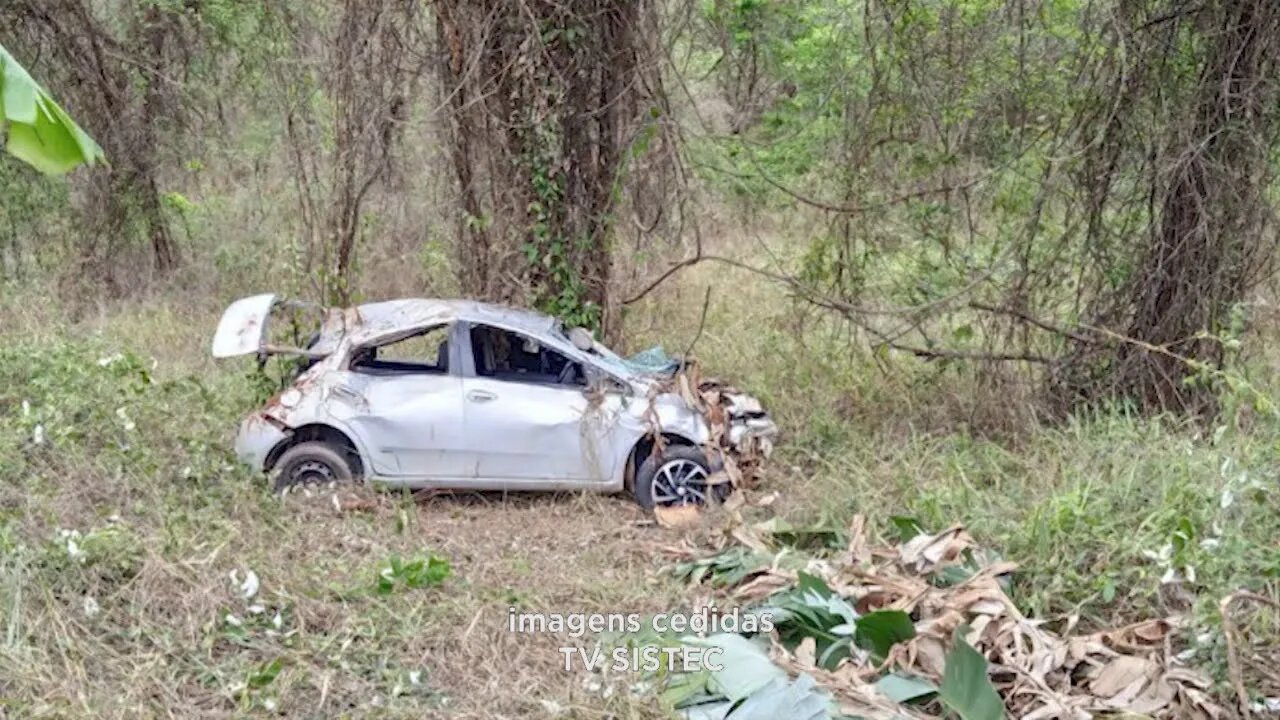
0, 339, 252, 483
375, 554, 451, 595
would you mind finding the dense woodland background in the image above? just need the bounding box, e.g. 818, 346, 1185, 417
2, 0, 1280, 717
3, 0, 1278, 418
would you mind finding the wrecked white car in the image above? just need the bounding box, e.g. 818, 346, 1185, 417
212, 295, 776, 508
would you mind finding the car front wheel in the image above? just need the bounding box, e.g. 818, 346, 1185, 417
272, 441, 355, 492
633, 445, 727, 509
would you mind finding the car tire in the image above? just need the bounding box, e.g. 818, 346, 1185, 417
272, 441, 356, 493
633, 445, 729, 510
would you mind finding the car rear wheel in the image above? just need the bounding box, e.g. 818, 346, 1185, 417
272, 441, 355, 492
633, 445, 728, 510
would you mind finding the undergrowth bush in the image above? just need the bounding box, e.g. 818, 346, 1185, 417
780, 409, 1280, 686
0, 340, 252, 482
0, 338, 468, 716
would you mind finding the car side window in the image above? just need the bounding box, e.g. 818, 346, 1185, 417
351, 324, 450, 374
469, 325, 585, 387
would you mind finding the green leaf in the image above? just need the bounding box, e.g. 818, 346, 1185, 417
754, 518, 846, 550
816, 637, 853, 670
673, 547, 769, 587
764, 573, 859, 670
1, 42, 105, 174
932, 563, 977, 588
939, 629, 1003, 720
1100, 577, 1116, 604
677, 700, 734, 720
889, 516, 926, 542
874, 672, 938, 703
725, 674, 832, 720
683, 634, 785, 702
852, 610, 916, 661
661, 667, 717, 709
376, 553, 451, 594
246, 657, 285, 689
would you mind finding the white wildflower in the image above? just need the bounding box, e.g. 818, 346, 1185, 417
82, 596, 100, 618
59, 529, 85, 562
229, 568, 260, 599
240, 570, 259, 599
1142, 543, 1173, 563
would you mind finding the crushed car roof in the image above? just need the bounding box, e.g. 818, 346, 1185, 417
212, 294, 566, 359
350, 298, 561, 341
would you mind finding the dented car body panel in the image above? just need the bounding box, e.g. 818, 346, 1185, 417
214, 296, 774, 493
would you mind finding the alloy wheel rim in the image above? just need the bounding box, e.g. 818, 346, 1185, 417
650, 458, 710, 506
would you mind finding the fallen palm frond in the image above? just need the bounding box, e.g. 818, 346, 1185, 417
659, 513, 1227, 719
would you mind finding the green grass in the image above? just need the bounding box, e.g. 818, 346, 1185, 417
792, 414, 1280, 624
1, 261, 1278, 715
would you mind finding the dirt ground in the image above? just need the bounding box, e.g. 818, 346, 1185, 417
290, 489, 693, 719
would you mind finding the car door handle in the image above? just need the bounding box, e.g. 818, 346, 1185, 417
467, 389, 497, 403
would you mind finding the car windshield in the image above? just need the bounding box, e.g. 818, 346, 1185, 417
586, 343, 637, 379
540, 318, 682, 380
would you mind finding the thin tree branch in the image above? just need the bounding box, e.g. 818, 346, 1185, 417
882, 343, 1053, 364
679, 286, 713, 371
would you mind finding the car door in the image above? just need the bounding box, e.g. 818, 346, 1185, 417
336, 323, 469, 479
459, 323, 618, 482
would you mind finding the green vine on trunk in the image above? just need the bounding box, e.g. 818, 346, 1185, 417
520, 115, 601, 332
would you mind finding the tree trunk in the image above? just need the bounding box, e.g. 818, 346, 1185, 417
1107, 0, 1280, 415
435, 0, 661, 335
